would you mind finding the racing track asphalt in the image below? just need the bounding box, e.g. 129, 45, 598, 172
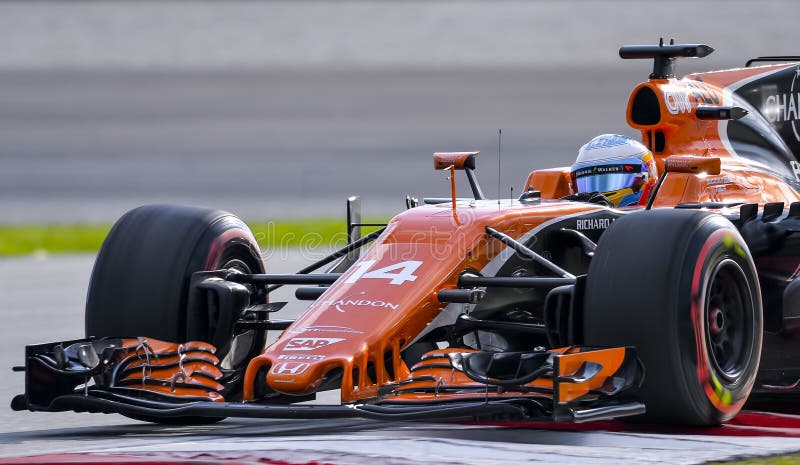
3, 254, 800, 464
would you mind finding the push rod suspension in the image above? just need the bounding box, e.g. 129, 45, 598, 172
485, 227, 575, 279
459, 275, 575, 288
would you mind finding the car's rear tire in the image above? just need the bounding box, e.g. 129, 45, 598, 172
86, 204, 266, 423
583, 209, 762, 425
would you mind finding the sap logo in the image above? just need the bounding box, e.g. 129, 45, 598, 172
283, 337, 345, 351
271, 362, 311, 375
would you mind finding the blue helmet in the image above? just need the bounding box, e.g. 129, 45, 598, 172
570, 134, 657, 207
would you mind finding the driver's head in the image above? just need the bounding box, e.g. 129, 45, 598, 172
570, 134, 657, 207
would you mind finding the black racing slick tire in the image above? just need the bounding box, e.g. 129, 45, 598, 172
85, 204, 266, 421
583, 209, 762, 425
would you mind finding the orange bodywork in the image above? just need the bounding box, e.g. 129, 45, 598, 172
242, 62, 800, 405
630, 65, 800, 206
112, 338, 224, 402
380, 346, 631, 405
244, 200, 606, 402
523, 168, 572, 199
526, 63, 800, 207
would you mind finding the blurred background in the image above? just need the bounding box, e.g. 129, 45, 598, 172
1, 0, 798, 224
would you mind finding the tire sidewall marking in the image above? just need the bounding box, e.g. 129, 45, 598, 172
689, 228, 755, 416
204, 227, 260, 271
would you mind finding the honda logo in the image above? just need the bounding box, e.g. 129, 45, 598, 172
271, 362, 311, 375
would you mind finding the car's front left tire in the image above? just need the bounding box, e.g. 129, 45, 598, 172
85, 204, 266, 421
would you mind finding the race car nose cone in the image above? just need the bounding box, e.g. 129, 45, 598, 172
266, 360, 332, 396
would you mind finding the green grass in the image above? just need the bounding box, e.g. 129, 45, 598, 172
0, 218, 390, 256
712, 456, 800, 465
0, 224, 112, 256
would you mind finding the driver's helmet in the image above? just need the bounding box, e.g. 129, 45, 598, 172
570, 134, 657, 207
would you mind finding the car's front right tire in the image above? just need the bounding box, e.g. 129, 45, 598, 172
583, 208, 762, 425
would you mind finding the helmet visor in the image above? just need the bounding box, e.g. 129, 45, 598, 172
571, 161, 647, 194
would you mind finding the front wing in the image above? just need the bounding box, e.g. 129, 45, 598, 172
12, 337, 644, 423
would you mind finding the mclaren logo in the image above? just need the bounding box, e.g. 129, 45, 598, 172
283, 337, 345, 351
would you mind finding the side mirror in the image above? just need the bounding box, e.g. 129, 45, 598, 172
433, 152, 478, 170
432, 151, 484, 201
646, 155, 722, 209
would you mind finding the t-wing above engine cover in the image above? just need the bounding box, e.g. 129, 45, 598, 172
433, 152, 478, 170
619, 40, 714, 79
619, 43, 714, 60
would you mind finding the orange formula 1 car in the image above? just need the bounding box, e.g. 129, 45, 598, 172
13, 42, 800, 426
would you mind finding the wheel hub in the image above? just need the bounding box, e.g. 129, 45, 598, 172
708, 307, 725, 335
705, 259, 753, 383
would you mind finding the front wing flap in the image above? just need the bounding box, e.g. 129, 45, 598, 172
12, 337, 644, 423
378, 346, 644, 422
